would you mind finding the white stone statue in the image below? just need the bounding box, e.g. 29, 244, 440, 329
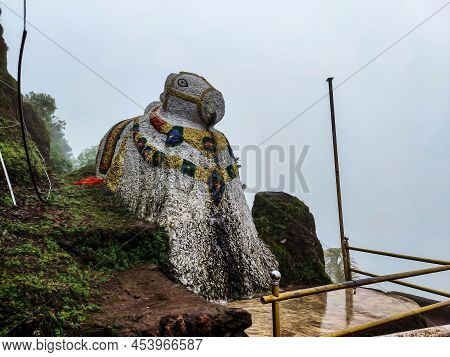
96, 72, 277, 300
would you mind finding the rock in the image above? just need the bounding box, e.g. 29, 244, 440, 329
252, 192, 331, 287
385, 325, 450, 337
387, 292, 450, 327
80, 264, 252, 337
95, 72, 277, 300
347, 314, 427, 337
0, 23, 49, 184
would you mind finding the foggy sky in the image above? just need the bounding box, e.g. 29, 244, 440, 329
1, 0, 449, 298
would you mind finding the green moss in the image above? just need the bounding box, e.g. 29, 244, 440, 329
0, 165, 169, 336
252, 192, 331, 287
0, 141, 44, 182
0, 232, 105, 336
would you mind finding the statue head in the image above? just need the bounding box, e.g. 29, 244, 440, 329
159, 72, 225, 128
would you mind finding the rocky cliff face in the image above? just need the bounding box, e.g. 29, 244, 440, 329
0, 22, 50, 187
252, 191, 331, 287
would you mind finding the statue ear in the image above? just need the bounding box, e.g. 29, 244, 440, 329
160, 73, 178, 104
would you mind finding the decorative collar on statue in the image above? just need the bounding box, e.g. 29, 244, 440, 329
149, 107, 235, 159
131, 117, 239, 206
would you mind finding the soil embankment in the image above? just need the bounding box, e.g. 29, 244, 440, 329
81, 263, 251, 336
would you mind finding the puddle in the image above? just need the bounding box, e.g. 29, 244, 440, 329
227, 288, 419, 336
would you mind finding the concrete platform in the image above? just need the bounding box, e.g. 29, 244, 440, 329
227, 287, 422, 336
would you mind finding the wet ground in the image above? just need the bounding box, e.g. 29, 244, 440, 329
227, 287, 421, 336
81, 264, 251, 336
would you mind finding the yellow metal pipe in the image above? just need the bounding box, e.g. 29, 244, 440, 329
343, 237, 352, 280
261, 265, 450, 304
348, 246, 450, 265
326, 77, 351, 282
272, 284, 281, 337
270, 270, 281, 337
321, 300, 450, 337
351, 268, 450, 298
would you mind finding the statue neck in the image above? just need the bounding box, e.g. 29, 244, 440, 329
159, 96, 209, 130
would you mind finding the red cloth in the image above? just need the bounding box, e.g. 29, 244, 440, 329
73, 176, 104, 185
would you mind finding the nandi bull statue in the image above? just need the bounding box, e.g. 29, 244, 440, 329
96, 72, 277, 300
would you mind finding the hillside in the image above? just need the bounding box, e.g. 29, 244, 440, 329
0, 23, 250, 336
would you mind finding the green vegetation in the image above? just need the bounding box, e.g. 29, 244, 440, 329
24, 92, 73, 174
0, 140, 44, 183
324, 247, 360, 283
252, 192, 331, 287
73, 145, 98, 169
324, 248, 346, 283
1, 24, 167, 336
0, 165, 169, 336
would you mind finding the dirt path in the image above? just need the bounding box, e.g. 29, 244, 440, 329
80, 264, 251, 336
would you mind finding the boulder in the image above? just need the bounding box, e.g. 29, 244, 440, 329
81, 264, 252, 337
252, 192, 331, 287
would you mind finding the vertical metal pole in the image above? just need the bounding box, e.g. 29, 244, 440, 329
0, 149, 17, 206
270, 270, 281, 337
344, 237, 351, 279
326, 77, 351, 281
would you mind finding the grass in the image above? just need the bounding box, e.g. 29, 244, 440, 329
0, 164, 169, 336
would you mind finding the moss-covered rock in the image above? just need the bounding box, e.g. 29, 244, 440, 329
0, 23, 49, 185
252, 192, 330, 287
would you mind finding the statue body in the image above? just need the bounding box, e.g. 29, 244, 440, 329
96, 72, 277, 300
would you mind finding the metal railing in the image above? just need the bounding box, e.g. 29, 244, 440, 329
348, 245, 450, 266
258, 77, 450, 337
351, 268, 450, 298
322, 299, 450, 337
261, 263, 450, 336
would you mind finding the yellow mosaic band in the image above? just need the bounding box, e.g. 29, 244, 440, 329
132, 117, 239, 184
99, 117, 137, 174
149, 109, 229, 157
105, 135, 129, 192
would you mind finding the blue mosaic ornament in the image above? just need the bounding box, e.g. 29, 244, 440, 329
208, 170, 225, 206
166, 126, 184, 146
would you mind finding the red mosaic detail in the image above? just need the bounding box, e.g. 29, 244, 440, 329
150, 115, 167, 132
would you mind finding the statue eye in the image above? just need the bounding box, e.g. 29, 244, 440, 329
177, 78, 188, 87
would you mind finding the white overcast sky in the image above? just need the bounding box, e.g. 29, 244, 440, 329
1, 0, 449, 297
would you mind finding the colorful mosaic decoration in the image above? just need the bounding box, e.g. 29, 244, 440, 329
149, 109, 231, 157
105, 136, 128, 192
132, 118, 239, 205
208, 170, 225, 206
98, 117, 137, 174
